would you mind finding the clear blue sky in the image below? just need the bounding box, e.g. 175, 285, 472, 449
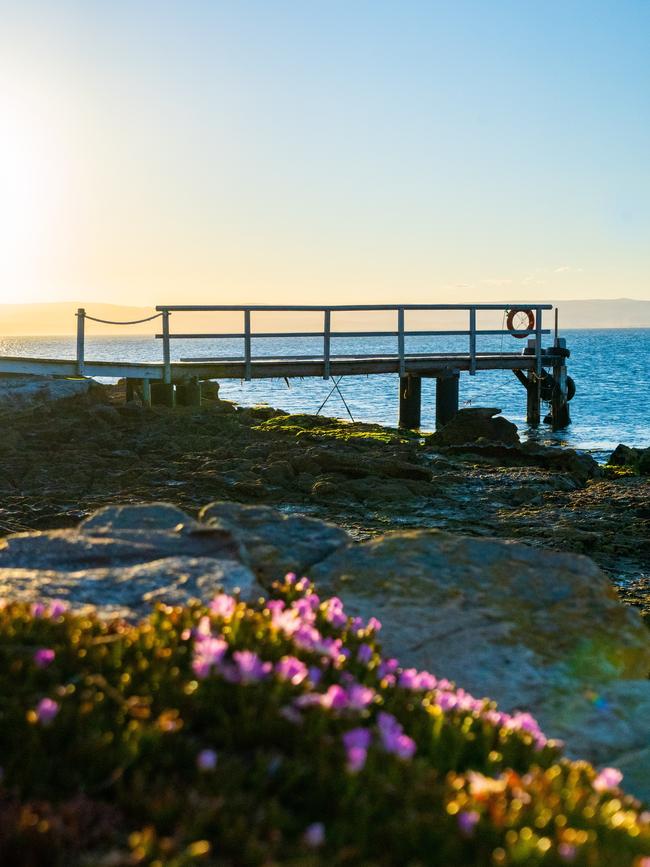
0, 0, 648, 306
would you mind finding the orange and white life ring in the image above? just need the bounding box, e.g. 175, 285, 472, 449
506, 308, 535, 338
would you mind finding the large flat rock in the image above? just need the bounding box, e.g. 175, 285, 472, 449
310, 529, 650, 801
199, 501, 349, 585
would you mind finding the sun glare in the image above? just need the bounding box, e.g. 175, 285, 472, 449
0, 80, 70, 302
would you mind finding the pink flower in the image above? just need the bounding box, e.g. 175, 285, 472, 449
33, 648, 55, 668
593, 767, 623, 792
209, 594, 236, 619
197, 748, 218, 771
192, 636, 228, 678
457, 810, 479, 836
233, 650, 272, 684
366, 617, 381, 633
346, 683, 376, 711
303, 822, 325, 848
284, 572, 297, 585
30, 603, 46, 618
343, 727, 372, 773
323, 597, 347, 628
377, 712, 416, 760
399, 668, 437, 691
275, 656, 309, 686
35, 697, 59, 726
49, 600, 68, 618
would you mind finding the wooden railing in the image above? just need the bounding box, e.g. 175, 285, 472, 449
151, 304, 552, 383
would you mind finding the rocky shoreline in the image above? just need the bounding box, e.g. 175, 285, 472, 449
0, 380, 648, 617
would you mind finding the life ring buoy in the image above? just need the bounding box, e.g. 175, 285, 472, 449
506, 308, 535, 338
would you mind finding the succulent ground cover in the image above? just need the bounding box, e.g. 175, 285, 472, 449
1, 578, 648, 866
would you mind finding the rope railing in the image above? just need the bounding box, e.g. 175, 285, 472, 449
82, 312, 164, 326
75, 307, 164, 377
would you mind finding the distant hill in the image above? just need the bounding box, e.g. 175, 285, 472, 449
0, 298, 648, 336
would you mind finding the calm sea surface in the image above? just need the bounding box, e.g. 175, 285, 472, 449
2, 329, 648, 461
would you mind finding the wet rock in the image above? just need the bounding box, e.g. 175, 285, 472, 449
199, 501, 349, 586
609, 444, 642, 467
310, 529, 650, 800
427, 407, 520, 448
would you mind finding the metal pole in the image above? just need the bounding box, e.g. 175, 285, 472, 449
535, 307, 543, 376
162, 309, 171, 384
76, 308, 85, 376
323, 309, 331, 380
244, 309, 252, 381
469, 307, 476, 375
397, 307, 405, 378
554, 307, 559, 346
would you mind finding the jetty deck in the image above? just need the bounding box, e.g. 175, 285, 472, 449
0, 302, 572, 429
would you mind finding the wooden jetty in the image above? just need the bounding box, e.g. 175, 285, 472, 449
0, 303, 573, 430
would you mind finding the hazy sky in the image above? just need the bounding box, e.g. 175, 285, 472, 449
0, 0, 648, 308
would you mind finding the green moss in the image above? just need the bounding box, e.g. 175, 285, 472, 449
256, 414, 414, 446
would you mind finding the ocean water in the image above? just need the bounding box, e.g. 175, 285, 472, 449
1, 329, 648, 461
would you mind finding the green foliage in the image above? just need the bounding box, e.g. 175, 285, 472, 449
0, 581, 648, 867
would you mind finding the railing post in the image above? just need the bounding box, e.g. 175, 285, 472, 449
469, 307, 477, 375
535, 306, 543, 376
323, 309, 331, 380
162, 309, 172, 384
76, 308, 85, 376
397, 307, 405, 377
244, 309, 252, 381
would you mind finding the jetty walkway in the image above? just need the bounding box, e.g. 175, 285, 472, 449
0, 303, 573, 430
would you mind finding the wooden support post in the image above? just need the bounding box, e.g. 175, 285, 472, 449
398, 375, 421, 429
526, 373, 541, 426
76, 308, 85, 376
141, 379, 152, 407
151, 382, 175, 407
550, 338, 571, 430
126, 379, 137, 402
175, 378, 202, 407
435, 373, 459, 429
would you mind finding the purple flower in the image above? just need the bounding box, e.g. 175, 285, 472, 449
343, 727, 372, 772
457, 810, 480, 837
284, 572, 297, 585
33, 648, 55, 668
35, 697, 59, 726
377, 712, 416, 760
323, 684, 348, 710
558, 843, 577, 862
303, 822, 325, 848
366, 617, 381, 633
209, 594, 236, 619
308, 666, 322, 686
197, 749, 218, 771
30, 602, 46, 618
275, 656, 309, 686
377, 658, 398, 678
192, 636, 228, 679
357, 643, 373, 664
233, 650, 272, 684
593, 766, 623, 792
